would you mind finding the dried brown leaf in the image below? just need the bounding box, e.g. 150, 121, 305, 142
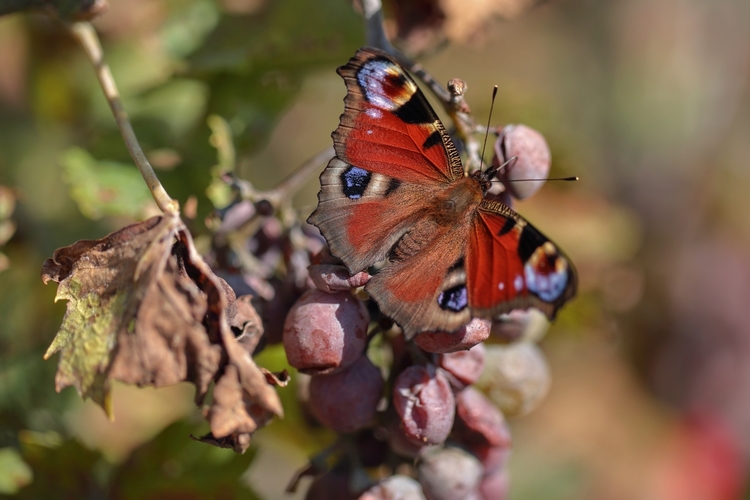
387, 0, 542, 51
260, 368, 290, 387
42, 214, 282, 451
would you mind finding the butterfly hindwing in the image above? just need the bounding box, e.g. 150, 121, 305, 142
466, 200, 577, 319
363, 215, 472, 338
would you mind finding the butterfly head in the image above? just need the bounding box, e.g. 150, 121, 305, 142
471, 166, 498, 195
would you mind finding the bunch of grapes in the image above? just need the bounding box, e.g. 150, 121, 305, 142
279, 126, 557, 500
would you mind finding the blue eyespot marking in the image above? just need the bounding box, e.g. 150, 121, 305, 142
438, 285, 468, 312
341, 166, 371, 200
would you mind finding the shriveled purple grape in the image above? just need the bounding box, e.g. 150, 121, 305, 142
479, 468, 510, 500
308, 354, 383, 433
393, 365, 455, 445
283, 288, 369, 375
490, 309, 549, 343
493, 124, 551, 200
454, 387, 511, 447
386, 419, 437, 459
477, 343, 551, 417
472, 444, 511, 476
358, 475, 426, 500
414, 319, 490, 354
438, 343, 485, 390
305, 467, 356, 500
417, 447, 483, 500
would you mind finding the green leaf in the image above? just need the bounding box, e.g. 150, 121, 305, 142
185, 0, 362, 153
16, 431, 104, 499
0, 447, 33, 494
60, 147, 154, 220
109, 421, 260, 500
206, 114, 236, 209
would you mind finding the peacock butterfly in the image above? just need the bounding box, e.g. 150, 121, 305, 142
308, 47, 577, 339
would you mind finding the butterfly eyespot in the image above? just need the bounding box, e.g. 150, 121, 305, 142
518, 225, 546, 262
357, 59, 416, 112
384, 178, 401, 196
341, 166, 371, 200
524, 247, 569, 301
437, 285, 468, 312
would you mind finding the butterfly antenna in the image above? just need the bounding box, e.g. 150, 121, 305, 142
492, 176, 579, 183
479, 86, 498, 171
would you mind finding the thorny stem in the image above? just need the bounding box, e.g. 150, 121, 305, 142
359, 0, 484, 172
68, 22, 179, 215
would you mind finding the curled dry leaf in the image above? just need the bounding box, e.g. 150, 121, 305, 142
41, 214, 282, 453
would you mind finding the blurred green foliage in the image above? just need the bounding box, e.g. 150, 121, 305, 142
13, 423, 259, 499
61, 147, 154, 219
0, 0, 362, 497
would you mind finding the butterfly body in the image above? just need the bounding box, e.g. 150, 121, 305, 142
309, 48, 577, 339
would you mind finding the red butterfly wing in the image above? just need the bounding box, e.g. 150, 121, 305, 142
335, 48, 464, 184
466, 200, 577, 320
308, 48, 464, 273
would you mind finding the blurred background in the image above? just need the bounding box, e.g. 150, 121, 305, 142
1, 0, 749, 498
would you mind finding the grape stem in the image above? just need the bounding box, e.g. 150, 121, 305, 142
67, 21, 180, 215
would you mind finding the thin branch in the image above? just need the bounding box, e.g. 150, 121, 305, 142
212, 146, 334, 248
362, 0, 394, 54
68, 22, 179, 215
269, 146, 335, 205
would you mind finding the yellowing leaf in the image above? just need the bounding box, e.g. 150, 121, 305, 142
42, 214, 282, 451
60, 147, 154, 220
0, 447, 33, 494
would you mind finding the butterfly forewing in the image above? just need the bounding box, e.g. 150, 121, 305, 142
309, 47, 464, 273
334, 48, 464, 184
